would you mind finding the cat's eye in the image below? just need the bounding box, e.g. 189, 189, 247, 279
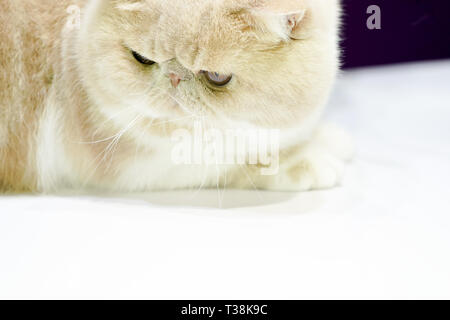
132, 50, 156, 66
202, 71, 233, 87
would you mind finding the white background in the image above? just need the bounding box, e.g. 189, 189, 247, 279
1, 61, 449, 299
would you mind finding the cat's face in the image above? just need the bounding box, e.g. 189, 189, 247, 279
78, 0, 339, 129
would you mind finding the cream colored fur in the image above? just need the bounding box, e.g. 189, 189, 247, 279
0, 0, 352, 193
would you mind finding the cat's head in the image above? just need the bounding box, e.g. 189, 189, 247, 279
77, 0, 339, 129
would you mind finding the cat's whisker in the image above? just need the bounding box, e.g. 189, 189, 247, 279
203, 117, 225, 208
189, 162, 211, 200
89, 105, 138, 140
167, 94, 200, 119
151, 87, 201, 122
144, 114, 197, 129
187, 113, 214, 199
97, 117, 140, 167
134, 117, 155, 164
238, 164, 264, 201
82, 115, 143, 187
74, 105, 138, 145
90, 113, 195, 144
102, 115, 143, 171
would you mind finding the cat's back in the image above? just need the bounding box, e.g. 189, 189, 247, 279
0, 0, 78, 191
0, 0, 74, 107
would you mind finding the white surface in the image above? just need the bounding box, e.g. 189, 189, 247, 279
1, 61, 450, 299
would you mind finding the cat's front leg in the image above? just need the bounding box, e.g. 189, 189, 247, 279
230, 124, 354, 192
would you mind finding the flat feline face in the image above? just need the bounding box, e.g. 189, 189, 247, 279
79, 0, 339, 128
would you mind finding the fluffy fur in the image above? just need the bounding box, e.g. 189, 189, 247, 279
0, 0, 352, 193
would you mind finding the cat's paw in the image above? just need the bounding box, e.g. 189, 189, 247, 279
276, 124, 353, 192
282, 148, 346, 191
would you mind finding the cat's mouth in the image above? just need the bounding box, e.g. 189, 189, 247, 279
168, 95, 195, 116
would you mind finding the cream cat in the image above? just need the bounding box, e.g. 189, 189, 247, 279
0, 0, 352, 193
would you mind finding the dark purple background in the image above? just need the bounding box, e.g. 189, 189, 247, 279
341, 0, 450, 68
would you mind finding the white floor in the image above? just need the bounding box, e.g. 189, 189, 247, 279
1, 60, 449, 299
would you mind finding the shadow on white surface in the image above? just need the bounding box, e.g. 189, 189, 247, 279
78, 189, 318, 211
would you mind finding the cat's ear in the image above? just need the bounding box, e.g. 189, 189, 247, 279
249, 0, 312, 40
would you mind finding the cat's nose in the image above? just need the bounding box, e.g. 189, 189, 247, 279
169, 73, 181, 88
